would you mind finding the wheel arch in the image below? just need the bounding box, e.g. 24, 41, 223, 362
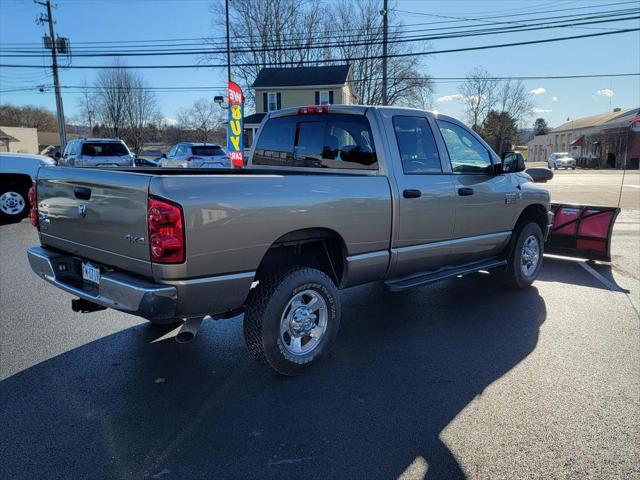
0, 173, 33, 190
254, 227, 348, 287
515, 203, 548, 234
502, 203, 548, 260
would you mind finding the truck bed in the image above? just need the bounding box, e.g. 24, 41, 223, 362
35, 166, 393, 317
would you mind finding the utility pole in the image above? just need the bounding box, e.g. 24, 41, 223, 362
381, 0, 388, 106
35, 0, 67, 150
225, 0, 231, 83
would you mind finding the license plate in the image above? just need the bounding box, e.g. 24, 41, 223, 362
82, 262, 101, 285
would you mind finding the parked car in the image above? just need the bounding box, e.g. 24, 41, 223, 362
40, 145, 61, 163
547, 152, 576, 170
58, 138, 134, 167
27, 105, 556, 376
0, 153, 55, 221
160, 142, 231, 168
134, 149, 164, 167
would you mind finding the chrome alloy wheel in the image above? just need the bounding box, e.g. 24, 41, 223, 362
279, 289, 328, 355
0, 191, 26, 216
521, 234, 540, 277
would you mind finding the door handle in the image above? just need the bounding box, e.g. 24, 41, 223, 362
403, 189, 422, 198
73, 186, 91, 200
458, 187, 474, 196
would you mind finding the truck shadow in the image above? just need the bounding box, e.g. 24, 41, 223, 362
1, 274, 545, 480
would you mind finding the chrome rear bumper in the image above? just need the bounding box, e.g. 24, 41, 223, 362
27, 246, 177, 320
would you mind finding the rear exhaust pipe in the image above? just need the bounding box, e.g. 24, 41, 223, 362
175, 317, 204, 344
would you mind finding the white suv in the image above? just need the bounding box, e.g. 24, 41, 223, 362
59, 138, 134, 167
547, 152, 576, 170
160, 143, 231, 168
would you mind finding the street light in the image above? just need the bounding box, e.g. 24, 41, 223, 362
214, 95, 228, 110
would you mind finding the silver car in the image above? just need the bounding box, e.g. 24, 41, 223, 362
160, 143, 231, 168
547, 152, 576, 170
59, 138, 134, 168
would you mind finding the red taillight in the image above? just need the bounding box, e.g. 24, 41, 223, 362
28, 183, 38, 228
297, 105, 328, 115
148, 197, 184, 263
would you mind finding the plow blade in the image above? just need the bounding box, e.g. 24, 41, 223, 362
546, 203, 620, 262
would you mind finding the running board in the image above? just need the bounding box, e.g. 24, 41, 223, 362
385, 258, 507, 292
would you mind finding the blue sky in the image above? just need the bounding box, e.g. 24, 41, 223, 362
0, 0, 638, 128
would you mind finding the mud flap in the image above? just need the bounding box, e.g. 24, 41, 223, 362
545, 203, 620, 261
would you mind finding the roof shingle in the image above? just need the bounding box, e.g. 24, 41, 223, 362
251, 65, 351, 88
553, 107, 639, 132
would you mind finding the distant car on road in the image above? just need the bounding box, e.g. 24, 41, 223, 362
0, 152, 55, 221
58, 138, 135, 168
547, 152, 576, 170
160, 142, 231, 168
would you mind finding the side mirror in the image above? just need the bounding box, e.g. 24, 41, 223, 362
525, 167, 554, 183
54, 151, 61, 160
501, 151, 526, 173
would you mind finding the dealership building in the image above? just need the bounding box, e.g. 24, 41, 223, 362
527, 107, 640, 169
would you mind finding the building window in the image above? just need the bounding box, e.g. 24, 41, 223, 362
267, 92, 278, 111
319, 91, 330, 105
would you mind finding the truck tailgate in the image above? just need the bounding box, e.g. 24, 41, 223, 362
36, 167, 152, 276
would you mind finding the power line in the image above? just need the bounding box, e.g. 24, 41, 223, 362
3, 6, 633, 52
1, 27, 638, 70
1, 0, 637, 48
2, 7, 637, 55
1, 11, 637, 59
2, 72, 638, 95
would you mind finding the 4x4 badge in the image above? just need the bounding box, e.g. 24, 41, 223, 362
78, 204, 86, 218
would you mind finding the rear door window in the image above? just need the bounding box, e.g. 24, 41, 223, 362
253, 114, 377, 170
393, 116, 441, 174
81, 142, 128, 157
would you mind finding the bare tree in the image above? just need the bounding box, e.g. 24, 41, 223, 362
76, 79, 97, 133
124, 75, 159, 153
92, 62, 159, 152
177, 98, 222, 142
208, 0, 324, 106
208, 0, 432, 108
331, 0, 432, 107
459, 69, 534, 133
94, 62, 131, 137
458, 67, 498, 131
496, 79, 534, 126
0, 104, 58, 131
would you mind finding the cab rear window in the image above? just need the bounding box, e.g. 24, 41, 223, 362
192, 146, 226, 156
253, 114, 377, 170
81, 142, 128, 156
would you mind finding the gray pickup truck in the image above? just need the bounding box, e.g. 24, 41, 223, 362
27, 105, 555, 375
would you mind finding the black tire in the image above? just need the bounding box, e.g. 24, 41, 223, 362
0, 180, 29, 221
501, 222, 544, 289
243, 266, 340, 376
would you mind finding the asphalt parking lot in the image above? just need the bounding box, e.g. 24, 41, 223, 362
1, 169, 638, 480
